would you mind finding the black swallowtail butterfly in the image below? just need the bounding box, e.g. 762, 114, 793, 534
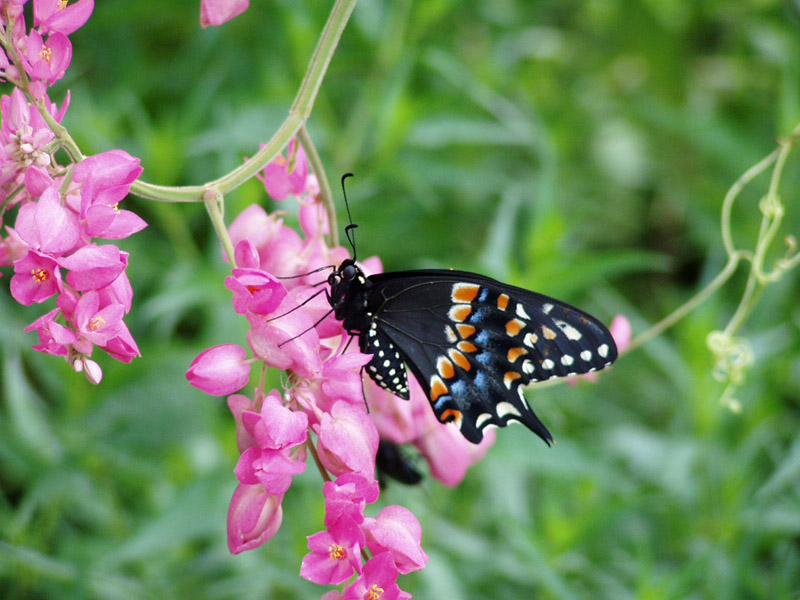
326, 175, 618, 445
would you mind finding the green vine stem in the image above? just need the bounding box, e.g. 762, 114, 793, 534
626, 124, 800, 356
130, 0, 358, 204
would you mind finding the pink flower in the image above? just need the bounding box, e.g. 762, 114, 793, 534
228, 205, 306, 279
200, 0, 249, 28
342, 552, 406, 600
187, 343, 251, 395
23, 30, 72, 84
99, 325, 140, 363
59, 244, 128, 291
73, 149, 144, 190
25, 308, 76, 356
257, 139, 309, 201
34, 0, 94, 36
315, 401, 379, 478
323, 472, 380, 528
15, 187, 80, 255
225, 267, 287, 316
235, 446, 306, 495
246, 296, 321, 378
227, 483, 283, 554
241, 389, 308, 450
72, 290, 124, 351
362, 505, 428, 574
300, 515, 365, 585
610, 314, 632, 351
10, 250, 62, 304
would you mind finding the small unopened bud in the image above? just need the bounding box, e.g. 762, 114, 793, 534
82, 358, 103, 385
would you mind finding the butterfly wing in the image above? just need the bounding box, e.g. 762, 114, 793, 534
365, 270, 617, 444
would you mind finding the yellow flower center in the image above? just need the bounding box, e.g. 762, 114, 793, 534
39, 45, 53, 64
366, 584, 385, 600
89, 316, 106, 331
31, 268, 49, 283
58, 0, 68, 9
328, 543, 345, 560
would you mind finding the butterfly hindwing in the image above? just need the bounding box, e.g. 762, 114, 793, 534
364, 270, 617, 444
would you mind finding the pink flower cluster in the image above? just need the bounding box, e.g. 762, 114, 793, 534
0, 1, 147, 383
187, 140, 510, 596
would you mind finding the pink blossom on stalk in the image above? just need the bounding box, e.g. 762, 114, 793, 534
34, 0, 94, 36
25, 307, 76, 356
257, 139, 309, 201
10, 249, 62, 304
241, 389, 308, 450
323, 472, 380, 528
73, 149, 144, 191
15, 187, 80, 255
232, 239, 259, 269
72, 290, 124, 351
0, 227, 29, 267
300, 515, 365, 585
609, 314, 632, 350
186, 343, 251, 395
24, 165, 54, 196
225, 267, 287, 316
99, 325, 140, 363
362, 505, 429, 574
58, 244, 127, 291
300, 351, 373, 415
200, 0, 249, 28
227, 483, 283, 554
228, 205, 306, 279
1, 87, 55, 174
22, 30, 72, 85
235, 446, 306, 495
315, 401, 380, 478
96, 269, 133, 313
246, 294, 321, 378
342, 552, 407, 600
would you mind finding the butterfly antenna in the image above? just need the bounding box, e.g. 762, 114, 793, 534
341, 172, 358, 261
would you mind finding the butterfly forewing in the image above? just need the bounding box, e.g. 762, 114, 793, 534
363, 270, 617, 443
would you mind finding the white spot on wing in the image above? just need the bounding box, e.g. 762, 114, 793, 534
475, 413, 493, 428
516, 304, 531, 320
541, 359, 555, 370
560, 355, 574, 366
496, 401, 521, 418
598, 343, 609, 358
554, 319, 583, 341
580, 350, 592, 361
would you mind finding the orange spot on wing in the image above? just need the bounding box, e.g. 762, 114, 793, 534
450, 305, 472, 322
505, 318, 525, 336
507, 347, 528, 362
437, 357, 455, 379
497, 293, 509, 310
452, 283, 480, 303
504, 371, 522, 388
430, 376, 449, 401
542, 325, 557, 340
457, 341, 477, 353
440, 408, 462, 425
448, 349, 472, 371
456, 324, 476, 339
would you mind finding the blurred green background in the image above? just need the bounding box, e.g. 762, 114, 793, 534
2, 0, 800, 598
